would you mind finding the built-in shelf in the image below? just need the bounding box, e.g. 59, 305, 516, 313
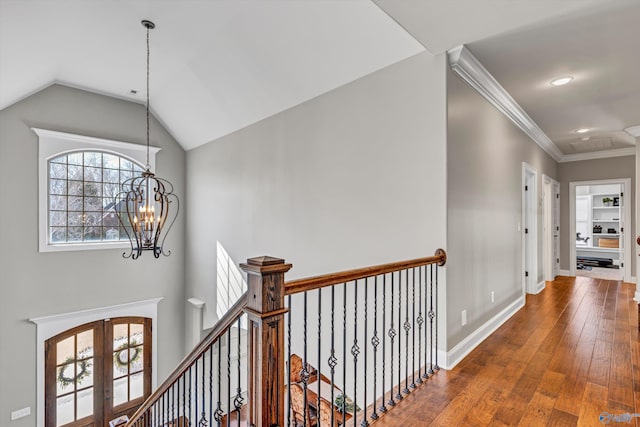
576, 246, 619, 254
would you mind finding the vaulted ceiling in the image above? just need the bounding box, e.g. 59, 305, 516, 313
1, 0, 638, 157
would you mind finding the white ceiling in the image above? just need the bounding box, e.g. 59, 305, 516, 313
0, 0, 424, 150
1, 0, 638, 157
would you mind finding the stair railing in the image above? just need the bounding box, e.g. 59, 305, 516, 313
125, 250, 445, 427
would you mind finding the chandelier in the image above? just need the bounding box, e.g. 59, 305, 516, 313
115, 20, 179, 259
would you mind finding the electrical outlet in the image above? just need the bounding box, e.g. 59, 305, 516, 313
461, 309, 467, 326
491, 291, 495, 303
11, 407, 30, 420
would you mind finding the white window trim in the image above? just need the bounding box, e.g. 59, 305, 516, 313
30, 297, 163, 427
34, 128, 161, 252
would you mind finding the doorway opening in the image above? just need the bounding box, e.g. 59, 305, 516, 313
522, 163, 539, 294
542, 175, 560, 282
570, 179, 630, 281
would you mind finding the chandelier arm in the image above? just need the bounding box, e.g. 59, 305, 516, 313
159, 194, 179, 257
114, 192, 135, 259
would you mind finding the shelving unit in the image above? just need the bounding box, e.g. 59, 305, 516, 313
591, 192, 620, 250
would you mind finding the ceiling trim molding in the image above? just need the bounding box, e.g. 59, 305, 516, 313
448, 45, 564, 162
558, 147, 636, 163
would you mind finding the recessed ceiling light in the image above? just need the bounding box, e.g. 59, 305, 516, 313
550, 76, 573, 86
580, 136, 590, 141
575, 128, 590, 134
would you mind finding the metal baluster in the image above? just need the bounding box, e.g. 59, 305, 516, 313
201, 352, 207, 426
195, 354, 199, 426
362, 277, 369, 427
396, 270, 403, 401
343, 282, 347, 425
371, 276, 379, 420
379, 274, 387, 414
387, 272, 396, 407
417, 266, 424, 384
317, 288, 322, 426
171, 382, 174, 425
403, 269, 410, 395
352, 280, 360, 427
411, 267, 416, 389
329, 285, 337, 427
422, 265, 428, 380
227, 328, 231, 427
235, 317, 244, 425
428, 265, 435, 375
209, 344, 213, 427
303, 291, 309, 427
189, 366, 193, 426
162, 390, 166, 426
287, 295, 292, 427
214, 341, 223, 427
435, 264, 440, 371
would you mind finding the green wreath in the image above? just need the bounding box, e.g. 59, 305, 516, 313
57, 357, 91, 387
113, 343, 142, 370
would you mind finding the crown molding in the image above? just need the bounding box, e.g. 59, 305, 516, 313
557, 147, 636, 163
448, 45, 564, 162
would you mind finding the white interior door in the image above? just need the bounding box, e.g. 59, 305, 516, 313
552, 181, 560, 278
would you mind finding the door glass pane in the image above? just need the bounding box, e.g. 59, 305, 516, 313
114, 348, 129, 377
113, 377, 128, 406
130, 346, 144, 373
130, 372, 144, 400
56, 395, 74, 426
76, 359, 93, 389
113, 323, 128, 349
56, 336, 74, 365
76, 388, 93, 419
77, 330, 93, 359
57, 363, 75, 395
130, 323, 143, 345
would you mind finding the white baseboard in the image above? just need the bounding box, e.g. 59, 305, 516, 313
629, 276, 637, 284
529, 281, 545, 295
445, 295, 525, 369
559, 269, 572, 276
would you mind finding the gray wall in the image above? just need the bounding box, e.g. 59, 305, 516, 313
557, 156, 635, 274
0, 84, 186, 426
446, 67, 558, 349
185, 51, 448, 335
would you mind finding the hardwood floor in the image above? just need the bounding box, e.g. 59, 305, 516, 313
371, 276, 639, 427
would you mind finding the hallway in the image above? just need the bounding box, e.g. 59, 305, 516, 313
372, 276, 638, 426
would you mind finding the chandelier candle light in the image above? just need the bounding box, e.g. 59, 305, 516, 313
115, 20, 179, 259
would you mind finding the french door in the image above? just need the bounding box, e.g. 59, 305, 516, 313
45, 317, 151, 427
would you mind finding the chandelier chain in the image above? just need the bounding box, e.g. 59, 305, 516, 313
146, 23, 151, 169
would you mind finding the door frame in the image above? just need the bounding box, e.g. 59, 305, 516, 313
31, 298, 162, 427
569, 178, 631, 280
522, 163, 539, 294
542, 175, 560, 281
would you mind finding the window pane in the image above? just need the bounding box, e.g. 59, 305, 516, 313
130, 346, 144, 373
76, 388, 93, 419
83, 212, 101, 226
68, 227, 82, 242
113, 348, 129, 377
84, 182, 102, 197
50, 195, 67, 211
68, 213, 83, 226
113, 377, 128, 406
56, 395, 74, 426
50, 162, 68, 179
56, 336, 74, 365
68, 180, 83, 196
84, 167, 102, 182
68, 165, 83, 180
68, 196, 83, 212
76, 359, 93, 389
68, 153, 83, 165
50, 179, 67, 195
50, 155, 67, 165
83, 227, 101, 241
84, 197, 102, 212
103, 183, 119, 199
83, 152, 101, 167
77, 331, 93, 358
50, 211, 67, 227
103, 154, 119, 169
130, 324, 144, 345
120, 159, 133, 170
103, 169, 120, 184
104, 227, 119, 240
130, 372, 144, 400
56, 363, 75, 395
51, 227, 66, 243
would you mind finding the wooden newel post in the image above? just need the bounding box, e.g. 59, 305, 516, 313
240, 256, 292, 427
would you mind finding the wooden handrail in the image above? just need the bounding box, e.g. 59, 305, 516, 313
126, 292, 249, 426
285, 248, 446, 295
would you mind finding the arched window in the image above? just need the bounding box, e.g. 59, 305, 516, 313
35, 128, 160, 252
48, 151, 144, 244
